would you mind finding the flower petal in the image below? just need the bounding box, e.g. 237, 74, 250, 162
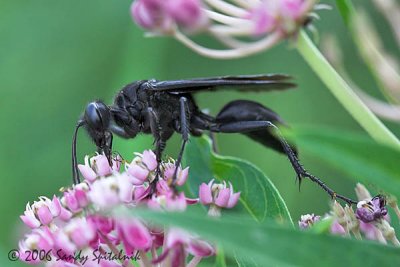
142, 150, 157, 171
199, 183, 212, 205
36, 205, 53, 225
78, 164, 97, 182
227, 192, 241, 208
214, 188, 231, 208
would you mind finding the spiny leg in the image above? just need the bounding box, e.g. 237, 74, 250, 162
147, 108, 164, 193
210, 120, 357, 205
172, 97, 190, 187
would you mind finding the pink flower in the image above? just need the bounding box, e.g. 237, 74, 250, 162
66, 218, 96, 248
131, 0, 169, 31
163, 163, 189, 186
55, 218, 96, 254
54, 231, 78, 256
87, 215, 114, 235
62, 183, 89, 213
248, 0, 311, 36
131, 0, 208, 33
116, 173, 135, 203
19, 227, 54, 264
88, 175, 134, 209
360, 221, 379, 240
187, 239, 214, 257
117, 219, 152, 255
59, 205, 73, 222
165, 0, 208, 31
20, 196, 61, 228
359, 214, 390, 240
20, 203, 41, 229
78, 154, 112, 182
298, 214, 321, 229
153, 228, 214, 266
127, 164, 149, 185
133, 185, 151, 201
330, 220, 346, 235
280, 0, 308, 20
247, 2, 277, 35
165, 192, 187, 211
17, 148, 221, 266
148, 191, 195, 211
156, 178, 173, 195
88, 177, 120, 208
142, 150, 158, 171
199, 179, 241, 209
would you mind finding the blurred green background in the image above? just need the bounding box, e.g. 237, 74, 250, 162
1, 0, 399, 264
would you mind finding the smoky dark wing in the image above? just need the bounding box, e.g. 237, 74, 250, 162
146, 74, 296, 93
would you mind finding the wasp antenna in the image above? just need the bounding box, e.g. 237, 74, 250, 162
72, 120, 85, 184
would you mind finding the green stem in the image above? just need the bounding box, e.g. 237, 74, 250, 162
296, 31, 400, 149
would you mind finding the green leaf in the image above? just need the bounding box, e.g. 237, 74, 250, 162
287, 126, 400, 198
183, 136, 291, 223
214, 246, 227, 267
234, 253, 262, 267
335, 0, 356, 27
310, 217, 334, 235
130, 208, 400, 267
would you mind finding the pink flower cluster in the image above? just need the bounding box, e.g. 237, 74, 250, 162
131, 0, 315, 36
18, 150, 241, 266
298, 184, 400, 246
129, 0, 320, 59
247, 0, 314, 36
131, 0, 209, 33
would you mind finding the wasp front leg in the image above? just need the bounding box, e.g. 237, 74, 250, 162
146, 108, 165, 191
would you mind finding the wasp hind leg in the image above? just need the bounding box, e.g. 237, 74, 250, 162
210, 120, 356, 205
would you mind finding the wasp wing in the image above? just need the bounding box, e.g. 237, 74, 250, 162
146, 74, 296, 93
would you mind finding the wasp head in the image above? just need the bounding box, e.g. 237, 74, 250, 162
83, 101, 112, 150
72, 100, 113, 184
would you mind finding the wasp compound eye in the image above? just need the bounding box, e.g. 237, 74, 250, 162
84, 101, 111, 131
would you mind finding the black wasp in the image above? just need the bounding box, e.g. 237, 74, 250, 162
72, 74, 356, 204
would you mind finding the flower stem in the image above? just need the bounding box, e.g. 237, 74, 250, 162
296, 31, 400, 149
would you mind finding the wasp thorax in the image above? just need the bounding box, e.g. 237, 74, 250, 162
84, 101, 111, 131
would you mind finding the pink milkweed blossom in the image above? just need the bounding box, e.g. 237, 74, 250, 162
153, 228, 214, 266
20, 196, 61, 228
17, 149, 229, 266
88, 174, 135, 209
141, 150, 158, 171
298, 213, 320, 229
19, 227, 54, 264
329, 220, 346, 235
61, 183, 89, 213
298, 183, 399, 246
131, 0, 208, 33
117, 218, 153, 255
163, 162, 189, 186
78, 154, 114, 182
130, 0, 324, 59
199, 179, 240, 212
